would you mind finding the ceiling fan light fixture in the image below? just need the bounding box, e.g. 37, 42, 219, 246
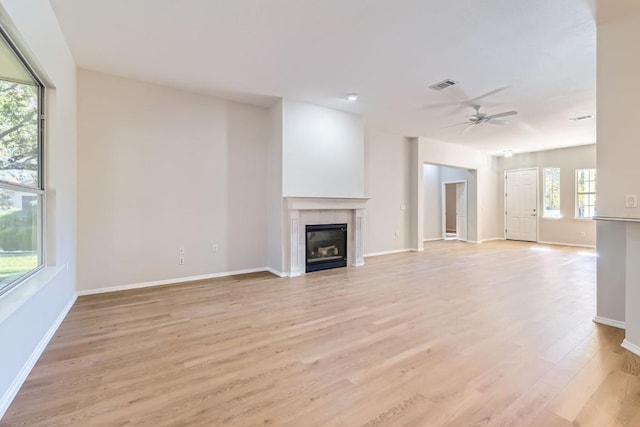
444, 105, 518, 133
503, 150, 513, 158
346, 93, 359, 101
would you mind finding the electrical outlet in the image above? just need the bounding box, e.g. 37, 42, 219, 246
179, 255, 185, 265
626, 194, 638, 208
179, 246, 185, 255
213, 244, 219, 253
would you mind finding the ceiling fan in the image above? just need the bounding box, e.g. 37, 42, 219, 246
446, 105, 518, 133
423, 86, 509, 113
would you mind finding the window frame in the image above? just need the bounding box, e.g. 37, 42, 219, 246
0, 25, 46, 297
575, 168, 597, 220
542, 167, 561, 219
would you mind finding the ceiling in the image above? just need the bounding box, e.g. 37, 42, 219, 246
50, 0, 597, 155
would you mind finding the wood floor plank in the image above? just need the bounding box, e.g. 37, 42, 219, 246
547, 346, 624, 421
1, 240, 637, 426
573, 370, 640, 427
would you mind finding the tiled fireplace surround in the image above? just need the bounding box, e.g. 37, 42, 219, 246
285, 197, 369, 277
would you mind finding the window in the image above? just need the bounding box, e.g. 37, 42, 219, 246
543, 167, 561, 218
576, 168, 597, 218
0, 28, 44, 296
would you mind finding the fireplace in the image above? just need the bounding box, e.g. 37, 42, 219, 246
305, 224, 347, 273
285, 197, 368, 277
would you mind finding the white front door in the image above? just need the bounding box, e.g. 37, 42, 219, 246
456, 182, 468, 241
505, 169, 538, 242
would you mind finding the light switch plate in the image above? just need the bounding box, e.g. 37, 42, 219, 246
626, 194, 638, 208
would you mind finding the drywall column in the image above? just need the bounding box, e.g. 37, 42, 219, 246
623, 224, 640, 353
410, 138, 424, 251
595, 221, 626, 327
423, 164, 442, 240
596, 6, 640, 354
266, 101, 285, 275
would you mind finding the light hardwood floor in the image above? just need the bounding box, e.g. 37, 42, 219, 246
3, 240, 639, 426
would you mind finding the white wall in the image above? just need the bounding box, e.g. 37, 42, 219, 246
498, 144, 597, 246
440, 166, 478, 242
420, 137, 488, 170
596, 221, 625, 324
422, 164, 441, 240
226, 102, 269, 269
422, 164, 480, 241
597, 13, 640, 220
0, 0, 77, 417
478, 155, 500, 240
625, 224, 640, 347
363, 129, 411, 255
412, 137, 499, 246
266, 101, 284, 274
282, 100, 364, 197
595, 8, 640, 346
77, 69, 268, 292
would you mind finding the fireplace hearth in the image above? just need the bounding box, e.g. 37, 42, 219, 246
306, 224, 347, 273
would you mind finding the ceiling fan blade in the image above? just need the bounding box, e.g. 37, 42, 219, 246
486, 119, 511, 126
463, 123, 476, 133
462, 86, 509, 106
423, 87, 507, 112
422, 101, 461, 110
443, 121, 471, 128
486, 111, 518, 120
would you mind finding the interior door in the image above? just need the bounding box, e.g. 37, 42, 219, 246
456, 182, 468, 241
505, 169, 538, 242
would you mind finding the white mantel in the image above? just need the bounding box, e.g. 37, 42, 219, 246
285, 196, 369, 210
284, 197, 369, 277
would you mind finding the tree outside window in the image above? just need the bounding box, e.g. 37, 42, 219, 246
543, 167, 561, 218
0, 30, 44, 295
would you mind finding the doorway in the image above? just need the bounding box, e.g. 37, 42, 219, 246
505, 168, 538, 242
442, 180, 467, 241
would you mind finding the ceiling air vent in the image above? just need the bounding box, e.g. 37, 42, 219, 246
429, 79, 458, 91
570, 115, 593, 121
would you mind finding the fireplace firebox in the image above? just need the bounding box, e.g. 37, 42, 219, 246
305, 224, 347, 273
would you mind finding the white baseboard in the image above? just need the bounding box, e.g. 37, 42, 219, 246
593, 316, 626, 330
364, 248, 411, 258
423, 238, 443, 242
482, 238, 505, 242
622, 339, 640, 357
77, 267, 269, 296
265, 268, 288, 278
0, 295, 77, 420
411, 247, 425, 252
537, 240, 596, 249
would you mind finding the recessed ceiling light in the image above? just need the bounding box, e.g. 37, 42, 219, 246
503, 150, 513, 158
346, 93, 359, 101
570, 115, 593, 121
